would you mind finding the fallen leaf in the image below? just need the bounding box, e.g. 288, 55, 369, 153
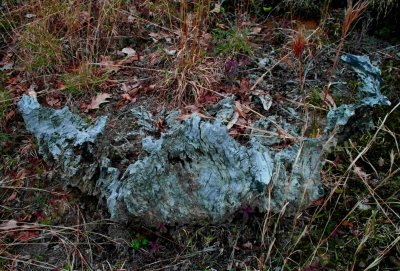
251, 27, 262, 34
184, 105, 200, 114
324, 92, 336, 108
5, 110, 15, 122
242, 241, 253, 249
175, 114, 193, 121
122, 47, 137, 57
378, 157, 385, 167
353, 166, 370, 180
99, 56, 121, 73
342, 220, 354, 229
235, 101, 247, 118
164, 49, 177, 56
149, 32, 161, 42
15, 230, 39, 242
310, 197, 325, 207
122, 93, 133, 102
240, 77, 250, 92
176, 112, 211, 121
86, 93, 111, 111
27, 84, 37, 98
5, 191, 17, 202
0, 220, 17, 230
46, 95, 61, 108
227, 112, 239, 129
0, 63, 13, 71
115, 93, 136, 111
210, 3, 221, 13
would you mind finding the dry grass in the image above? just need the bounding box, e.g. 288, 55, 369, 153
323, 0, 368, 102
162, 0, 216, 104
1, 0, 399, 270
368, 0, 399, 15
257, 103, 400, 269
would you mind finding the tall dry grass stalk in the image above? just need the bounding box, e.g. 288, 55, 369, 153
323, 0, 368, 100
174, 0, 211, 103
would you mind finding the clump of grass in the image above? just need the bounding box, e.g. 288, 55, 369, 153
177, 0, 211, 70
0, 88, 12, 120
144, 0, 178, 28
64, 61, 107, 95
282, 0, 326, 18
19, 22, 63, 74
163, 0, 216, 104
368, 0, 398, 15
212, 27, 253, 56
323, 0, 368, 100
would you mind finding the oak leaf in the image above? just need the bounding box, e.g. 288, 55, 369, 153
86, 93, 111, 111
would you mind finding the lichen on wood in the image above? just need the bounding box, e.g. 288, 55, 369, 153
17, 54, 389, 225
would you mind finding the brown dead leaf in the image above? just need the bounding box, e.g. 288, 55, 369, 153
46, 95, 61, 108
242, 241, 253, 249
27, 84, 37, 98
175, 114, 192, 121
342, 220, 354, 229
353, 166, 370, 180
378, 157, 385, 167
121, 47, 137, 57
15, 169, 26, 185
121, 93, 133, 102
99, 57, 121, 73
251, 27, 262, 34
147, 51, 161, 66
86, 93, 111, 111
235, 101, 247, 118
5, 192, 17, 203
176, 112, 211, 121
5, 110, 15, 122
240, 78, 250, 93
324, 92, 336, 108
115, 94, 136, 111
184, 105, 200, 114
14, 230, 39, 242
227, 112, 239, 129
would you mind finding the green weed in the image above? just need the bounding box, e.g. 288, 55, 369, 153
131, 233, 149, 250
212, 27, 253, 56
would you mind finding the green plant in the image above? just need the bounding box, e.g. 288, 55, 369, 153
310, 87, 322, 106
63, 263, 73, 271
212, 27, 253, 56
131, 233, 149, 250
